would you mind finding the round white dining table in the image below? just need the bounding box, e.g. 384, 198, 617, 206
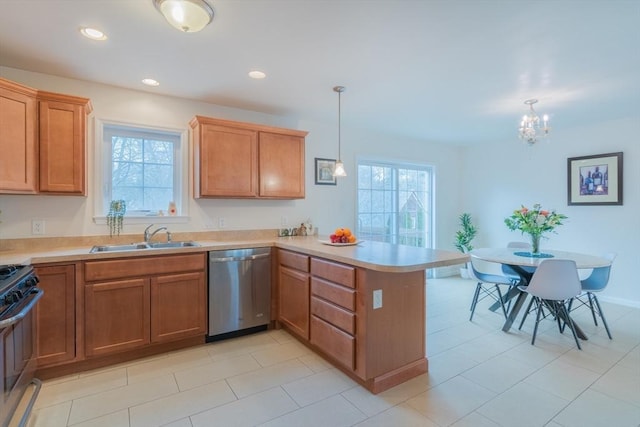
469, 248, 613, 338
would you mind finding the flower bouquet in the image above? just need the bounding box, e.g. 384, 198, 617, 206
504, 204, 567, 254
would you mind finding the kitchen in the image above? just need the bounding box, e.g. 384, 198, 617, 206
1, 0, 639, 426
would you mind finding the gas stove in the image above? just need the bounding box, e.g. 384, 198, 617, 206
0, 264, 39, 319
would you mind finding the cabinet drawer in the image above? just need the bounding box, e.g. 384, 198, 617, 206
311, 258, 355, 288
311, 277, 355, 311
279, 250, 309, 272
311, 296, 355, 335
310, 315, 355, 370
85, 253, 205, 282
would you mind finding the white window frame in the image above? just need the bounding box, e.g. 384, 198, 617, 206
93, 118, 190, 225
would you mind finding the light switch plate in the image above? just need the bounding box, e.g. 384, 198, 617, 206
373, 289, 383, 309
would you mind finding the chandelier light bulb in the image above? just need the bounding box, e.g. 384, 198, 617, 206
518, 99, 550, 146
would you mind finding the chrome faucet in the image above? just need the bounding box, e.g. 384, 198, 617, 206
144, 224, 171, 243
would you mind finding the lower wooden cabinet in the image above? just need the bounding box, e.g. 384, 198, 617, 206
277, 250, 310, 340
84, 253, 206, 358
34, 263, 76, 367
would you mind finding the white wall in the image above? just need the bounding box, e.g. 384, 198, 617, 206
462, 118, 640, 306
0, 67, 464, 253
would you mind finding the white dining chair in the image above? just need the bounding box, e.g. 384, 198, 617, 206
467, 260, 514, 321
502, 241, 535, 283
517, 259, 583, 349
566, 252, 617, 339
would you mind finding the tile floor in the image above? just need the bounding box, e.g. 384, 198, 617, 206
29, 277, 640, 427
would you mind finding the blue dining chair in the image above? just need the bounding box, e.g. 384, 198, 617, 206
566, 252, 617, 339
467, 260, 514, 321
501, 241, 535, 284
517, 259, 583, 349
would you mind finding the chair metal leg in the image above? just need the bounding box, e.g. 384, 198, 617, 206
495, 285, 507, 319
591, 293, 613, 339
560, 303, 582, 350
519, 296, 536, 330
587, 293, 599, 326
469, 282, 482, 321
531, 298, 543, 345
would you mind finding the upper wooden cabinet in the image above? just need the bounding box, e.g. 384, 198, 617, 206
190, 116, 307, 199
0, 79, 38, 193
0, 78, 92, 195
38, 91, 91, 194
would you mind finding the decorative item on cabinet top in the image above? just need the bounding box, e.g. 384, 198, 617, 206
189, 115, 307, 199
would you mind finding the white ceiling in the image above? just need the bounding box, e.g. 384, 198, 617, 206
1, 0, 638, 145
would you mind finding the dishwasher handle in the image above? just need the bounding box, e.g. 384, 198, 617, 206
209, 253, 271, 262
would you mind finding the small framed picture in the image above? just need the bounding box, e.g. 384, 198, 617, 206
567, 152, 623, 205
315, 158, 337, 185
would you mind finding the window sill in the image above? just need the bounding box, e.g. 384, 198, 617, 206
94, 215, 190, 225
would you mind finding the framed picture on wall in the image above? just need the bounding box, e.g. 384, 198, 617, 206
315, 158, 337, 185
567, 152, 623, 205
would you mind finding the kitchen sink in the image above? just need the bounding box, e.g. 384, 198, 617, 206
148, 241, 200, 249
90, 243, 151, 253
89, 241, 199, 253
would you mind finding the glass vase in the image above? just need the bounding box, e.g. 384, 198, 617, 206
530, 234, 541, 255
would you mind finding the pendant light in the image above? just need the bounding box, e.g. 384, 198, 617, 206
333, 86, 347, 177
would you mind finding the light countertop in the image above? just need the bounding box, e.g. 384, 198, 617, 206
1, 236, 468, 273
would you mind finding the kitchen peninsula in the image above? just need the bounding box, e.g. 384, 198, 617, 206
1, 233, 467, 394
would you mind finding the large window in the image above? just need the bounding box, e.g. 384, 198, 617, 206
357, 160, 434, 248
102, 123, 183, 216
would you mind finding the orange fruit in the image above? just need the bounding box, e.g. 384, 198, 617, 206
335, 228, 344, 237
347, 235, 356, 243
343, 228, 352, 237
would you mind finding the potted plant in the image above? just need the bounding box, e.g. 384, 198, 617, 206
454, 213, 477, 278
106, 199, 126, 237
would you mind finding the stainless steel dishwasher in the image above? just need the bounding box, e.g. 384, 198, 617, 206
207, 247, 271, 341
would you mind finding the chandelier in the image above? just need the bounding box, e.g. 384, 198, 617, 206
153, 0, 214, 33
518, 99, 550, 145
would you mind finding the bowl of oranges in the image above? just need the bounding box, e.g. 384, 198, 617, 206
322, 227, 359, 246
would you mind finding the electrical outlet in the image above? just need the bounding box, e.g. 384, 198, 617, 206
281, 216, 288, 226
32, 219, 45, 235
218, 217, 226, 228
373, 289, 383, 309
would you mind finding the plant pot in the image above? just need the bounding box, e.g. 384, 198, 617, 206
460, 267, 470, 279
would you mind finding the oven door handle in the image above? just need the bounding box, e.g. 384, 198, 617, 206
0, 288, 44, 329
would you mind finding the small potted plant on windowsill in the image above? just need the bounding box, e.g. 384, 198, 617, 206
107, 199, 126, 237
454, 212, 477, 278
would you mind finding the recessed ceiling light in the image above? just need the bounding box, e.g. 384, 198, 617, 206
80, 27, 107, 41
142, 78, 160, 87
248, 70, 266, 79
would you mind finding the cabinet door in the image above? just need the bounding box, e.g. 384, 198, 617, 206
151, 272, 206, 343
278, 265, 310, 340
85, 278, 150, 357
34, 264, 76, 367
259, 132, 305, 198
38, 98, 86, 194
197, 124, 258, 197
0, 80, 37, 193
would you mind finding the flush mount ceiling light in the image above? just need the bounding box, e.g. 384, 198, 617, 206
153, 0, 214, 33
142, 78, 160, 86
333, 86, 347, 178
518, 99, 550, 146
248, 70, 266, 79
80, 27, 107, 41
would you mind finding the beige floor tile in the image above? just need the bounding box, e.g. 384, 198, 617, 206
129, 380, 236, 427
460, 353, 538, 393
29, 401, 71, 427
426, 321, 491, 356
426, 347, 481, 386
282, 368, 357, 407
476, 382, 569, 427
206, 332, 280, 362
67, 374, 178, 425
557, 341, 627, 374
552, 389, 640, 427
70, 409, 130, 427
174, 353, 261, 391
226, 359, 313, 398
406, 376, 496, 426
267, 329, 296, 344
35, 368, 128, 409
591, 363, 640, 407
617, 344, 640, 370
251, 341, 311, 367
524, 359, 601, 400
454, 329, 525, 363
297, 353, 332, 373
450, 411, 501, 426
354, 402, 436, 427
190, 387, 298, 427
161, 418, 192, 427
126, 348, 212, 384
259, 395, 366, 427
503, 338, 568, 369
